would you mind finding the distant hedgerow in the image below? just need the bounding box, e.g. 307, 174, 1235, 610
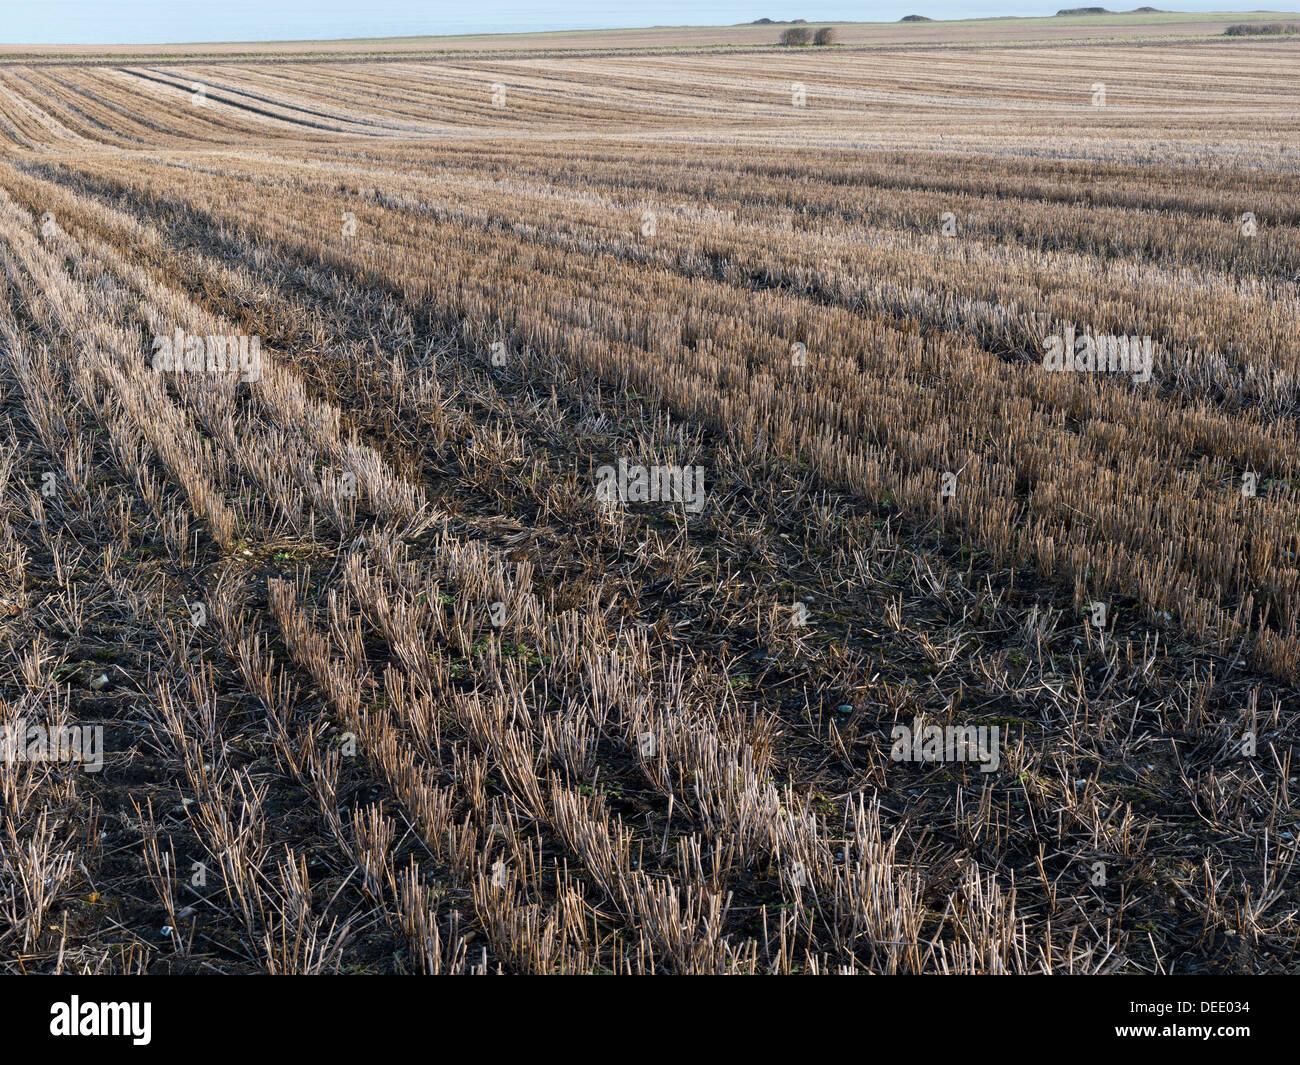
1225, 22, 1300, 35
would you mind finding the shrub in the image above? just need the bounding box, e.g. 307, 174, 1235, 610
1225, 22, 1300, 35
813, 27, 836, 45
780, 27, 812, 45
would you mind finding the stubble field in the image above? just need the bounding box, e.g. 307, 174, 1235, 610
1, 19, 1298, 974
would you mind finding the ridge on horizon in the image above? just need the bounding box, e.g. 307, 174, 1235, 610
2, 4, 1298, 48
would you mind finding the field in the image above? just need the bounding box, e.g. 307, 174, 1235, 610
1, 14, 1299, 976
2, 11, 1298, 60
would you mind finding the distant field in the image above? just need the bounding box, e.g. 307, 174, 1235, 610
1, 16, 1298, 977
2, 10, 1300, 61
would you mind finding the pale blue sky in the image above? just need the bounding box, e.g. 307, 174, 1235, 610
1, 1, 1274, 44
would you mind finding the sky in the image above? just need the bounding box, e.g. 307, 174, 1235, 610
0, 1, 1271, 44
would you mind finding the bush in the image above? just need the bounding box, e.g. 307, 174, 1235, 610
1225, 22, 1300, 35
780, 27, 812, 45
813, 27, 836, 45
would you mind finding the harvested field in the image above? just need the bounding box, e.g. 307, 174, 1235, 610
1, 21, 1299, 977
2, 10, 1296, 61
